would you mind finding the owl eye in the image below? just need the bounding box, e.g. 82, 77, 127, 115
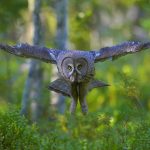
67, 65, 72, 71
77, 64, 82, 70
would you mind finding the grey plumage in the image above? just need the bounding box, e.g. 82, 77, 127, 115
48, 78, 109, 97
0, 41, 150, 114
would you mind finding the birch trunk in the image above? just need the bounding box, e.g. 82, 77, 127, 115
51, 0, 68, 114
21, 0, 43, 122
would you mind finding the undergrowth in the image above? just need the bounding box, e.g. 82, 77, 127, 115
0, 107, 150, 150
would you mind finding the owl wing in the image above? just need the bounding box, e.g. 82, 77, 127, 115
93, 41, 150, 63
88, 79, 109, 91
48, 78, 71, 97
48, 78, 109, 97
0, 43, 62, 64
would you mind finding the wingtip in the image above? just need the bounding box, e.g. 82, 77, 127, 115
143, 42, 150, 49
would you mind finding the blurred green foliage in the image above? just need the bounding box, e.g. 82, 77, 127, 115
0, 107, 150, 149
0, 0, 150, 149
0, 0, 27, 33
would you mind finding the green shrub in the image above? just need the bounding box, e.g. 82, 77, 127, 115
0, 108, 150, 150
0, 109, 40, 150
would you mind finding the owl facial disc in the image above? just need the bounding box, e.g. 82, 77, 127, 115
57, 51, 95, 83
60, 57, 88, 82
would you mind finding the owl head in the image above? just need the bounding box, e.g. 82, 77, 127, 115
57, 51, 95, 83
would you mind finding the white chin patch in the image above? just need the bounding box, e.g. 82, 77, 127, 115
70, 76, 75, 82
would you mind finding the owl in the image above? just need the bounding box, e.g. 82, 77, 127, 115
0, 41, 150, 114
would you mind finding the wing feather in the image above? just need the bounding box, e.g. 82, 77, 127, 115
0, 43, 62, 64
93, 41, 150, 63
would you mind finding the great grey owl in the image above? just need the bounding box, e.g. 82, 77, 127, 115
0, 41, 150, 114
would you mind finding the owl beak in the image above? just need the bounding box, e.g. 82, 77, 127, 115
70, 71, 77, 82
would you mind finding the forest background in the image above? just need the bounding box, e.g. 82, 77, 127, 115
0, 0, 150, 149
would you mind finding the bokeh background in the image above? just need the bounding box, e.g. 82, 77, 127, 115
0, 0, 150, 149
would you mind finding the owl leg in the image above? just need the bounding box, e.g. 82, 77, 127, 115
70, 83, 78, 115
79, 82, 89, 115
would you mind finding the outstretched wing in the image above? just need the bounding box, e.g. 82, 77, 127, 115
93, 41, 150, 63
0, 43, 62, 64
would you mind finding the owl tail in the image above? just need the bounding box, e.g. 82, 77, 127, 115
48, 78, 109, 97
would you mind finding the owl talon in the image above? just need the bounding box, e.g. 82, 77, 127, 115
82, 107, 88, 115
81, 104, 88, 115
82, 111, 88, 115
70, 100, 77, 114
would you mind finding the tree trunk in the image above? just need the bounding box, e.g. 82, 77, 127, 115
21, 0, 43, 122
51, 0, 68, 114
